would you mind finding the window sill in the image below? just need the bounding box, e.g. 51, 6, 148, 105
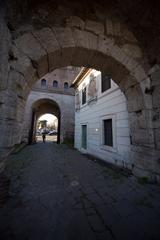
100, 145, 117, 153
87, 96, 97, 105
80, 102, 88, 109
98, 86, 119, 99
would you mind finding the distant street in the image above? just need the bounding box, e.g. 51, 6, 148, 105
36, 135, 57, 142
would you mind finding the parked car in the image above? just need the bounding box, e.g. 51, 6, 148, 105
48, 130, 57, 135
41, 129, 50, 134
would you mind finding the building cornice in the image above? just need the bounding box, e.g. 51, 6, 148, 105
70, 67, 92, 88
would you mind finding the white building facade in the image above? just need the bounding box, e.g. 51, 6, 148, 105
74, 68, 132, 169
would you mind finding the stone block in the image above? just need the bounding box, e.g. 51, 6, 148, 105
155, 129, 160, 150
106, 43, 141, 82
151, 69, 160, 87
122, 57, 139, 75
152, 108, 160, 128
0, 15, 11, 90
15, 32, 48, 78
52, 27, 75, 67
153, 85, 160, 108
140, 77, 151, 93
11, 45, 37, 88
105, 16, 122, 37
131, 109, 153, 130
7, 70, 24, 91
72, 29, 98, 66
105, 17, 114, 36
122, 25, 138, 43
131, 145, 160, 179
53, 27, 75, 49
113, 20, 121, 37
122, 44, 142, 58
126, 85, 144, 112
148, 64, 160, 75
132, 64, 147, 82
32, 27, 60, 72
119, 75, 137, 92
66, 16, 85, 29
140, 78, 153, 109
73, 29, 98, 50
131, 127, 154, 147
85, 20, 104, 35
97, 35, 114, 56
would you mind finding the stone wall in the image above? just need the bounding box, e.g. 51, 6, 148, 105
0, 9, 12, 164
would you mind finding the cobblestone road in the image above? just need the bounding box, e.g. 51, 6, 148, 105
0, 142, 160, 240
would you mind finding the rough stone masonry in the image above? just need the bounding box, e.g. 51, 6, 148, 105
0, 0, 160, 181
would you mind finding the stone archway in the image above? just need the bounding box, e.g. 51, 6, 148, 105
29, 99, 61, 144
0, 3, 160, 180
23, 92, 75, 145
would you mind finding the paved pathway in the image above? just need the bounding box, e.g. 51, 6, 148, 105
0, 142, 160, 240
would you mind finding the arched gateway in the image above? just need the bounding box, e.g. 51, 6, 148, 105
0, 0, 160, 181
27, 99, 61, 144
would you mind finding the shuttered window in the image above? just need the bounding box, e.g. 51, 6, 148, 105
103, 119, 113, 146
101, 74, 111, 92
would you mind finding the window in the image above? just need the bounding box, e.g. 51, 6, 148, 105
82, 87, 86, 105
41, 79, 46, 87
88, 78, 97, 99
81, 125, 87, 149
53, 80, 58, 88
101, 74, 111, 92
75, 91, 80, 110
103, 119, 113, 147
64, 82, 69, 89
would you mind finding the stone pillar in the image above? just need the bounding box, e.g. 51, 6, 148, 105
150, 65, 160, 150
0, 69, 27, 163
0, 12, 12, 166
127, 71, 160, 182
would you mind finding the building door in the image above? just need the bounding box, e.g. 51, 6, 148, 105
82, 124, 87, 149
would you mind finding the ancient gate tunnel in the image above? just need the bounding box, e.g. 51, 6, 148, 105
28, 99, 61, 144
0, 0, 160, 180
